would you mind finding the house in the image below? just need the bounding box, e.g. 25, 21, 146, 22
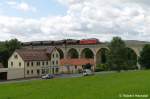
7, 47, 60, 80
60, 59, 95, 73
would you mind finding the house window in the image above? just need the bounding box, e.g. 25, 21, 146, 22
56, 54, 58, 58
27, 70, 29, 75
19, 62, 21, 67
14, 55, 18, 59
42, 61, 44, 65
36, 62, 38, 66
56, 68, 59, 73
75, 65, 77, 69
27, 62, 29, 67
31, 62, 33, 66
56, 60, 58, 65
53, 54, 55, 58
11, 62, 13, 67
42, 69, 45, 74
31, 70, 33, 74
37, 62, 40, 66
52, 61, 54, 65
46, 61, 48, 65
37, 69, 40, 75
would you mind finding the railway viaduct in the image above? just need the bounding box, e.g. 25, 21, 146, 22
24, 40, 149, 69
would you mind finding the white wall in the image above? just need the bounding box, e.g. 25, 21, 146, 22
7, 68, 24, 80
8, 52, 24, 69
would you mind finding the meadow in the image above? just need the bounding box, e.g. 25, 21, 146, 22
0, 70, 150, 99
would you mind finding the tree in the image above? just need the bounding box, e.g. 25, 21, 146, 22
0, 39, 21, 67
101, 49, 108, 64
139, 44, 150, 69
5, 39, 21, 56
0, 42, 9, 67
124, 48, 137, 70
107, 37, 127, 72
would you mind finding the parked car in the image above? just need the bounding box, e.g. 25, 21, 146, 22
42, 74, 54, 79
82, 69, 94, 76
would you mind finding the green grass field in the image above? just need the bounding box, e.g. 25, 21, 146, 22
0, 70, 150, 99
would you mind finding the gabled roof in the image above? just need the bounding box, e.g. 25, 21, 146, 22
46, 46, 57, 54
60, 59, 95, 66
16, 47, 57, 61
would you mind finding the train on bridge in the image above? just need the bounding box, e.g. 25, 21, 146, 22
22, 38, 101, 46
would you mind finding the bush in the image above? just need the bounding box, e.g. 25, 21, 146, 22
95, 64, 109, 72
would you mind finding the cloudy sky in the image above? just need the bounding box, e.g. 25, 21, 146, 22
0, 0, 148, 42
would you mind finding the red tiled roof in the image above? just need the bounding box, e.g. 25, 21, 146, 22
60, 59, 95, 66
0, 63, 4, 68
16, 49, 50, 61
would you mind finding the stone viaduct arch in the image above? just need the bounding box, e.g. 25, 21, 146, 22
57, 48, 65, 59
67, 48, 79, 58
80, 48, 95, 59
96, 48, 109, 65
54, 43, 144, 69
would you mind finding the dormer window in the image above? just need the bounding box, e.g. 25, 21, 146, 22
14, 55, 18, 59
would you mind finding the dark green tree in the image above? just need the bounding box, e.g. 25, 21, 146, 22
0, 39, 21, 67
124, 48, 137, 70
139, 44, 150, 69
5, 39, 21, 56
0, 42, 9, 67
107, 37, 127, 72
101, 49, 108, 64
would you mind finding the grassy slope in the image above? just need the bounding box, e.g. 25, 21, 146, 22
0, 70, 150, 99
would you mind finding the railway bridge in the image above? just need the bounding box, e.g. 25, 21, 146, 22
24, 41, 148, 69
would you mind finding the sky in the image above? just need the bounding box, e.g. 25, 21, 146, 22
0, 0, 148, 42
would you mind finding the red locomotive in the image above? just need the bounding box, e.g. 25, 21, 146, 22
79, 38, 99, 45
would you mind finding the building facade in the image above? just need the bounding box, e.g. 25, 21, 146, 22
7, 47, 60, 80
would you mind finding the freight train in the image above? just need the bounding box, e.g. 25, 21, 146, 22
22, 38, 100, 46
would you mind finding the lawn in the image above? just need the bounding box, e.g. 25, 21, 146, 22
0, 70, 150, 99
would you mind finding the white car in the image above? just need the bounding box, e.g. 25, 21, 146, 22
42, 74, 54, 79
82, 69, 93, 76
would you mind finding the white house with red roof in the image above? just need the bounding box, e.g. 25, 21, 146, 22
7, 47, 60, 80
